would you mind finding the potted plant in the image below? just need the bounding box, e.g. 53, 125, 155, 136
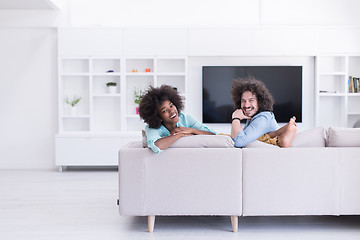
106, 82, 117, 94
65, 96, 81, 115
134, 88, 144, 114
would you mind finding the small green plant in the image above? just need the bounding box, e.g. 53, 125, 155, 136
65, 96, 81, 107
106, 82, 117, 87
134, 88, 144, 104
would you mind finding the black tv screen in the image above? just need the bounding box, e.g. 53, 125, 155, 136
202, 66, 302, 123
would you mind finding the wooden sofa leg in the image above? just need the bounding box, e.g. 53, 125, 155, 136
231, 216, 238, 232
148, 215, 155, 232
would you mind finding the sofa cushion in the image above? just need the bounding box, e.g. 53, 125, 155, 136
291, 127, 326, 147
244, 140, 280, 148
327, 127, 360, 147
170, 135, 234, 148
244, 127, 326, 148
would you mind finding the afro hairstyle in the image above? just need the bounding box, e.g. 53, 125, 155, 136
139, 84, 184, 129
231, 76, 274, 113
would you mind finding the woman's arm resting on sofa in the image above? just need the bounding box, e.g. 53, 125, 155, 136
154, 132, 191, 151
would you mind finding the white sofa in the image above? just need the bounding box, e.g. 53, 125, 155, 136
118, 127, 360, 232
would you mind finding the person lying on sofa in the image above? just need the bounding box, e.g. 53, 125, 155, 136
139, 84, 216, 153
231, 76, 297, 148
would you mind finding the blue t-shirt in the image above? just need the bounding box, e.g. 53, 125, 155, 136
145, 113, 216, 153
232, 111, 279, 148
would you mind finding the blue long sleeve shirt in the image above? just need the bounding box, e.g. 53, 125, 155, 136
145, 113, 216, 154
233, 111, 279, 148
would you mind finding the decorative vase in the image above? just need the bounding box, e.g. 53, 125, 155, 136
107, 86, 117, 94
70, 106, 77, 115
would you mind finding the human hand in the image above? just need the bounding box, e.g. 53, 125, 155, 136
171, 127, 194, 136
232, 109, 251, 120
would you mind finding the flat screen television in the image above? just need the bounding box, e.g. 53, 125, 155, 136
202, 66, 302, 123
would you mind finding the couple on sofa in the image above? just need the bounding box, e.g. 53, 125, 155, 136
139, 76, 298, 154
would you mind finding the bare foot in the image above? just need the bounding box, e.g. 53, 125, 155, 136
278, 117, 297, 148
289, 116, 297, 127
268, 116, 297, 139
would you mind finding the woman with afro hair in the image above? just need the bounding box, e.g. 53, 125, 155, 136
139, 84, 215, 153
231, 76, 297, 148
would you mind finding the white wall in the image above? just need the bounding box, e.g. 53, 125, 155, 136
0, 28, 57, 169
67, 0, 360, 27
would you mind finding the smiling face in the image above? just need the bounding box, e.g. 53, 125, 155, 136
158, 100, 179, 125
240, 91, 259, 117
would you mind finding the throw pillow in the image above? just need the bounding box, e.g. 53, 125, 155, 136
142, 130, 148, 148
290, 127, 326, 147
353, 119, 360, 128
327, 127, 360, 147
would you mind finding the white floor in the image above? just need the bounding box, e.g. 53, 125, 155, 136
1, 169, 360, 240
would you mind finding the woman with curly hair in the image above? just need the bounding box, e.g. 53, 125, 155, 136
139, 84, 215, 153
231, 76, 297, 148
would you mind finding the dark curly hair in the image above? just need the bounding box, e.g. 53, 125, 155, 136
139, 85, 184, 129
231, 76, 274, 112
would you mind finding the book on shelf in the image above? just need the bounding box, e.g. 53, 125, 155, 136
349, 76, 360, 93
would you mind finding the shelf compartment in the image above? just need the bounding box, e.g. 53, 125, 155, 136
93, 76, 120, 95
157, 76, 185, 94
126, 117, 146, 132
157, 58, 185, 73
318, 56, 346, 72
348, 56, 360, 77
61, 76, 90, 115
92, 58, 120, 73
126, 76, 154, 115
93, 98, 121, 132
318, 75, 346, 94
126, 58, 154, 73
62, 118, 90, 132
348, 97, 360, 114
61, 59, 89, 73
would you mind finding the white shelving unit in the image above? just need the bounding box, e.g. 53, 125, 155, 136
56, 56, 187, 169
347, 56, 360, 127
315, 55, 360, 128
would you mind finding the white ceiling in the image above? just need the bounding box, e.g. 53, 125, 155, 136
0, 0, 57, 10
